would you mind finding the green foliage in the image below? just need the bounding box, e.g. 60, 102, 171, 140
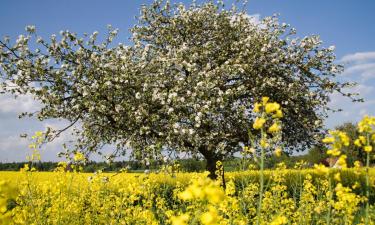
305, 146, 328, 164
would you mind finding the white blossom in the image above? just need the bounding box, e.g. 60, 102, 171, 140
25, 25, 36, 33
167, 108, 174, 114
328, 45, 336, 51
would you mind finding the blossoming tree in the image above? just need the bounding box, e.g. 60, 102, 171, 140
0, 0, 359, 178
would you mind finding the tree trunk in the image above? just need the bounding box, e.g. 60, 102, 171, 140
206, 155, 218, 180
200, 145, 226, 188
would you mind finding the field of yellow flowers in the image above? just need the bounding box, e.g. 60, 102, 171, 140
0, 167, 374, 225
1, 98, 375, 225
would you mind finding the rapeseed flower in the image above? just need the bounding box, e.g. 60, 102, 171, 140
73, 152, 86, 162
253, 117, 266, 130
270, 215, 287, 225
314, 164, 329, 175
274, 109, 283, 118
268, 122, 281, 133
265, 102, 280, 114
274, 147, 282, 157
200, 206, 219, 225
364, 145, 372, 153
171, 213, 189, 225
262, 96, 270, 104
253, 102, 262, 113
260, 138, 269, 148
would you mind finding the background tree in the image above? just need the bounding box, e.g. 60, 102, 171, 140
335, 122, 367, 165
304, 145, 328, 166
0, 0, 359, 178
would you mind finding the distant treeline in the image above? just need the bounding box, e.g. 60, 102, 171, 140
0, 152, 325, 172
0, 159, 207, 172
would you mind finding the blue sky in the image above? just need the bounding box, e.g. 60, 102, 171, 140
1, 0, 375, 161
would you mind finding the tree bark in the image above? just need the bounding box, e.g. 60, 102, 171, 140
199, 145, 226, 188
206, 155, 218, 180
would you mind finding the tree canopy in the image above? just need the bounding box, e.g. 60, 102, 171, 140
0, 0, 359, 177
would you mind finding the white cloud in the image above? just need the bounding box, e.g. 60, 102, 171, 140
0, 93, 41, 114
0, 120, 74, 162
0, 116, 122, 162
343, 63, 375, 80
0, 135, 31, 162
326, 93, 365, 128
326, 52, 375, 128
340, 52, 375, 81
340, 52, 375, 63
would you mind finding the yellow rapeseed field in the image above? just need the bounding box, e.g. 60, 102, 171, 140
1, 98, 374, 225
0, 167, 374, 225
